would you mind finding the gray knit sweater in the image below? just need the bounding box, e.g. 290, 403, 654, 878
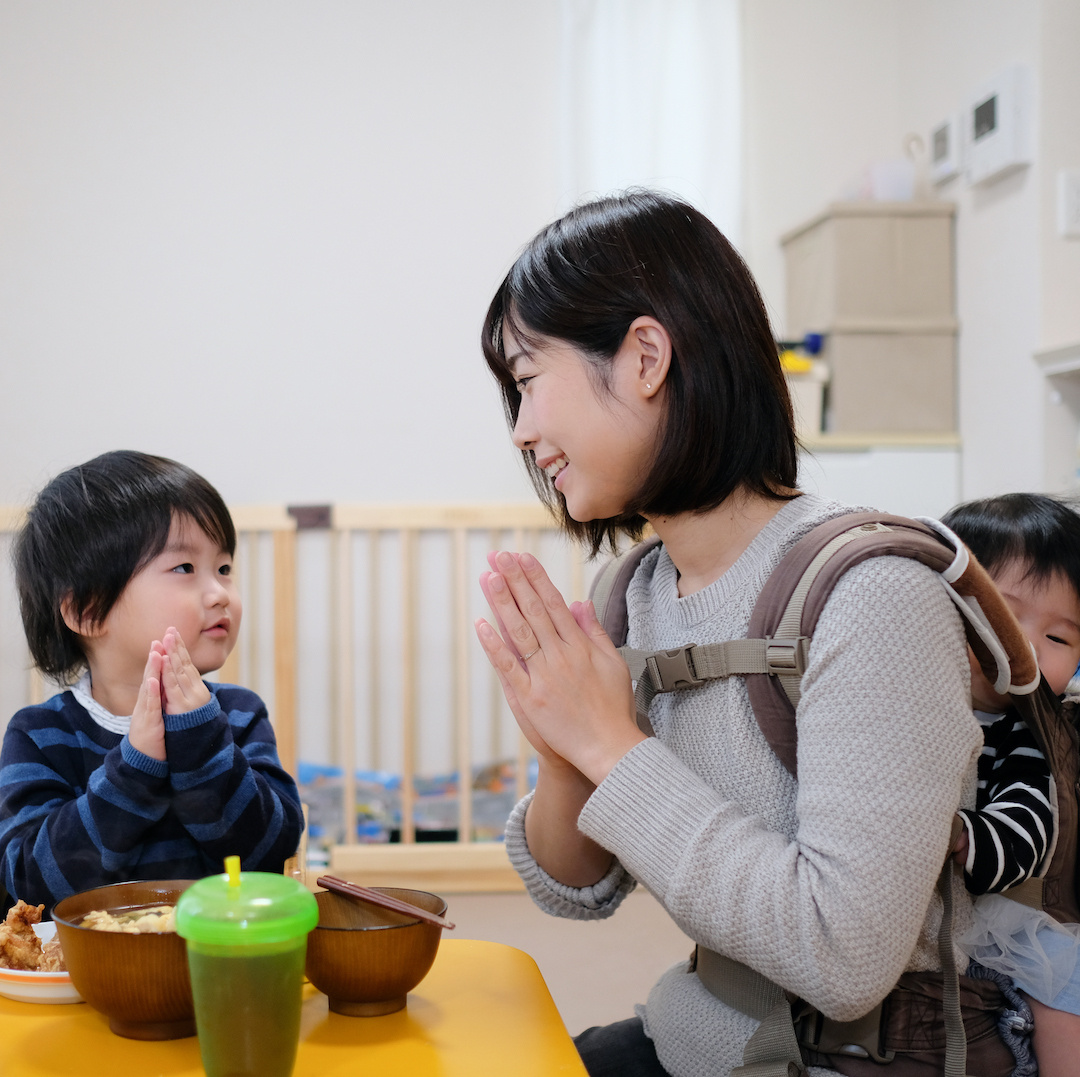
505, 494, 982, 1077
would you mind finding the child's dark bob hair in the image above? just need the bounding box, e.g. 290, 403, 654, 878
15, 450, 236, 680
481, 189, 798, 554
942, 493, 1080, 602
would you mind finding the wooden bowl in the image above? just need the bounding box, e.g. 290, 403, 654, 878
52, 879, 196, 1040
305, 887, 446, 1016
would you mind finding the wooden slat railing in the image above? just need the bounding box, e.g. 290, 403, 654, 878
0, 502, 591, 890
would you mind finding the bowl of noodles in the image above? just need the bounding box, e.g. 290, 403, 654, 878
52, 879, 196, 1039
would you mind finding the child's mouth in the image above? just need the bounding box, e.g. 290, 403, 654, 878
203, 621, 229, 638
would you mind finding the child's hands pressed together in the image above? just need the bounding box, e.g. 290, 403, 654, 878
129, 646, 167, 762
160, 628, 212, 715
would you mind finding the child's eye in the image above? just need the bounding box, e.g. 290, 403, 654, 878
1048, 634, 1070, 645
171, 563, 194, 574
218, 564, 232, 577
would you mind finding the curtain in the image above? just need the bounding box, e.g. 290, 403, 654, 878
558, 0, 742, 241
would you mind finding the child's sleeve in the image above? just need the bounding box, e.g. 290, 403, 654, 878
163, 684, 303, 871
958, 713, 1054, 895
0, 702, 174, 911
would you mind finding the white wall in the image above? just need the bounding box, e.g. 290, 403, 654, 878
740, 0, 902, 334
1038, 0, 1080, 353
742, 1, 1063, 503
0, 1, 561, 508
895, 1, 1043, 499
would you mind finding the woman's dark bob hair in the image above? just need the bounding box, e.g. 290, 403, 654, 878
481, 189, 798, 554
15, 450, 236, 681
941, 493, 1080, 603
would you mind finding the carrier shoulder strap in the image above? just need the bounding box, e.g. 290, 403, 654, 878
591, 510, 1080, 921
591, 512, 1040, 777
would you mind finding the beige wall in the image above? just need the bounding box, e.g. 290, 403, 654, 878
0, 1, 559, 507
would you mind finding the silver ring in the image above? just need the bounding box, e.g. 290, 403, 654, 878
521, 647, 540, 661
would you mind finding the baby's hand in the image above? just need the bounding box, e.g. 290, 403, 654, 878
129, 647, 166, 762
160, 628, 212, 714
951, 825, 970, 866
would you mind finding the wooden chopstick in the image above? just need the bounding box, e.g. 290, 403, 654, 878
316, 875, 456, 930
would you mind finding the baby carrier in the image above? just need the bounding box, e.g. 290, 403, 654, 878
591, 512, 1080, 1077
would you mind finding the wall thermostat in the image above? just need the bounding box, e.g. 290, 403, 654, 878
965, 65, 1031, 186
929, 114, 961, 184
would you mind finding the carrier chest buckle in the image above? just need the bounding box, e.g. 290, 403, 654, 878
766, 637, 809, 677
646, 646, 706, 693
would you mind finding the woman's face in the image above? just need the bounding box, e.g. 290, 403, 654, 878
506, 326, 663, 523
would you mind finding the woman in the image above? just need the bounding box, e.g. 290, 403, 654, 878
474, 191, 1008, 1077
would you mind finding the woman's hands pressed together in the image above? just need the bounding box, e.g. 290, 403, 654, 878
475, 550, 646, 788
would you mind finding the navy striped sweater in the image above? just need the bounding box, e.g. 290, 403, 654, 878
0, 683, 302, 915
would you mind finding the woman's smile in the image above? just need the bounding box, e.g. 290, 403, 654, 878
508, 330, 659, 522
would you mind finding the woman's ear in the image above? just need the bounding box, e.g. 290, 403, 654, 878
626, 316, 672, 399
60, 594, 103, 639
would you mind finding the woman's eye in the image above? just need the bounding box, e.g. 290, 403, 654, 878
171, 563, 194, 575
514, 376, 534, 393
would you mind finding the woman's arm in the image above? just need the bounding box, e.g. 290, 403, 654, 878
476, 551, 644, 886
524, 759, 613, 887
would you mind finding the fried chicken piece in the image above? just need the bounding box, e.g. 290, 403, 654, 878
0, 900, 45, 970
38, 936, 65, 972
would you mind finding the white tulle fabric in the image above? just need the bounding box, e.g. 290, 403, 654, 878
959, 893, 1080, 1005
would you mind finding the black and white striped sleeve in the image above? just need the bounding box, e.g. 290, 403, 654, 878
958, 711, 1055, 896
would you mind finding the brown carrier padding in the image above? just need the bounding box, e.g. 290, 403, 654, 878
744, 512, 1038, 780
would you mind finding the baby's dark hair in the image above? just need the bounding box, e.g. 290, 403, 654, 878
941, 493, 1080, 604
15, 451, 235, 680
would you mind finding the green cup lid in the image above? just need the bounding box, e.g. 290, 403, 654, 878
176, 865, 318, 947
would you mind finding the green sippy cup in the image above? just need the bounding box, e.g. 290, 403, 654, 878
176, 856, 319, 1077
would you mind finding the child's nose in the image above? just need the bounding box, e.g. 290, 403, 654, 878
206, 575, 231, 606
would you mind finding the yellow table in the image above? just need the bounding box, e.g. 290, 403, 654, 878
0, 939, 588, 1076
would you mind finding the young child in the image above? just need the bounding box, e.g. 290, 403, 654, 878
942, 493, 1080, 1077
0, 450, 303, 914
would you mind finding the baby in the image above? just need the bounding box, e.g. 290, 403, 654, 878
0, 451, 303, 914
943, 493, 1080, 1077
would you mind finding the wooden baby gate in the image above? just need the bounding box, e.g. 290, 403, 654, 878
1, 503, 594, 893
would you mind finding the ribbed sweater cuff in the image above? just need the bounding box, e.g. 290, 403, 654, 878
505, 792, 635, 919
578, 737, 729, 902
120, 736, 170, 778
163, 696, 220, 732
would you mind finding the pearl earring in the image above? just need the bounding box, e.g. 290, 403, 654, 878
646, 383, 652, 389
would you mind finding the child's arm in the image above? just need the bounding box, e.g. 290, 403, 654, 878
0, 655, 174, 910
957, 712, 1054, 894
159, 631, 303, 871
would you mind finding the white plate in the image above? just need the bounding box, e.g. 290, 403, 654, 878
0, 921, 84, 1005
